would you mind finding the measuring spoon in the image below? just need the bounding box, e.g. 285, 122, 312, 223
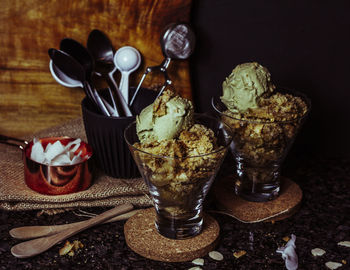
114, 46, 141, 105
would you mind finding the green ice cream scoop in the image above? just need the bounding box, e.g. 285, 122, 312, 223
221, 62, 275, 113
136, 103, 155, 142
136, 93, 194, 142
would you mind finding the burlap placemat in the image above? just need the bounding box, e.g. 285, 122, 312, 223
0, 118, 153, 211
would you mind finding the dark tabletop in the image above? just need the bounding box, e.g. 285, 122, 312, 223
1, 155, 349, 270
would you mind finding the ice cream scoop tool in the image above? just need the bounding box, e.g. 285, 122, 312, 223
87, 29, 132, 116
130, 22, 195, 106
11, 204, 134, 258
48, 48, 110, 116
114, 46, 141, 105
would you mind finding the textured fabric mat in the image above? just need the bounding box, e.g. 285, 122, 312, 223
0, 118, 152, 211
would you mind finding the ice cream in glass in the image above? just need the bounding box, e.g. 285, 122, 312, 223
125, 89, 232, 239
213, 62, 310, 202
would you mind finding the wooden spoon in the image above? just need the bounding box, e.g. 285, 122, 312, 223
10, 209, 140, 240
11, 203, 133, 258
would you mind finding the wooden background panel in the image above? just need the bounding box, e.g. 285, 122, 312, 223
0, 0, 192, 138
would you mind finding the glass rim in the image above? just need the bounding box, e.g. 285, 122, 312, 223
211, 88, 311, 124
124, 113, 233, 159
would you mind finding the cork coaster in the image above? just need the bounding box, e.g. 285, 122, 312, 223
124, 207, 220, 262
213, 176, 302, 223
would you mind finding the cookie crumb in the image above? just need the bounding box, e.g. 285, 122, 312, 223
283, 236, 290, 242
59, 241, 74, 256
233, 250, 247, 259
59, 240, 84, 256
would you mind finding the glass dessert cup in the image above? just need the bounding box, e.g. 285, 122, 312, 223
212, 91, 310, 202
124, 114, 233, 239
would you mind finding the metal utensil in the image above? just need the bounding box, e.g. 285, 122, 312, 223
87, 29, 132, 116
49, 60, 118, 116
60, 38, 94, 79
48, 48, 110, 116
114, 46, 141, 105
59, 38, 118, 115
130, 22, 195, 105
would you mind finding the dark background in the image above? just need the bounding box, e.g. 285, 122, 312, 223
190, 1, 350, 159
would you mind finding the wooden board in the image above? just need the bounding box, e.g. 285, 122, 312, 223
0, 0, 192, 137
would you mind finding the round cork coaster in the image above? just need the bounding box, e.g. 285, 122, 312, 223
124, 207, 220, 262
213, 176, 302, 223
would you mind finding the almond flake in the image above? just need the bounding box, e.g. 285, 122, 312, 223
188, 267, 202, 270
209, 251, 224, 261
192, 258, 204, 266
338, 241, 350, 248
311, 248, 326, 257
325, 261, 343, 270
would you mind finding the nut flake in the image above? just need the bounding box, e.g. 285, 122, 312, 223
192, 258, 204, 266
188, 267, 202, 270
73, 240, 84, 250
338, 241, 350, 248
283, 236, 291, 242
325, 261, 343, 269
59, 241, 74, 256
311, 248, 326, 257
59, 240, 84, 256
209, 250, 224, 261
233, 250, 247, 258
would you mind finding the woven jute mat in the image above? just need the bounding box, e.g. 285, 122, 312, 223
0, 118, 152, 211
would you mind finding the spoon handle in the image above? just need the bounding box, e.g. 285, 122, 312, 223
11, 203, 133, 258
86, 82, 111, 117
119, 72, 129, 106
10, 209, 140, 240
101, 96, 119, 117
107, 73, 132, 117
106, 87, 119, 116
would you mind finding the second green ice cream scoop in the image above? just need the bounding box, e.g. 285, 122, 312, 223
221, 62, 275, 113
